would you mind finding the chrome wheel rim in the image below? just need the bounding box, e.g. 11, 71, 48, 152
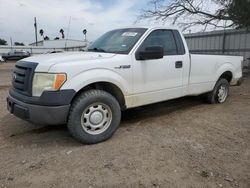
217, 85, 228, 103
81, 103, 112, 135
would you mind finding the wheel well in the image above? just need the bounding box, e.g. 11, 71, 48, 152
219, 71, 233, 83
72, 82, 126, 110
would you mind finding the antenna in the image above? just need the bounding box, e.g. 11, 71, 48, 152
65, 16, 71, 49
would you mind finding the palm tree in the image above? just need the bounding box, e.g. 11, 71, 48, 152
83, 29, 87, 41
44, 36, 50, 40
39, 29, 44, 40
60, 29, 65, 39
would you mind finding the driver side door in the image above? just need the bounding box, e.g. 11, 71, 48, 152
131, 29, 184, 107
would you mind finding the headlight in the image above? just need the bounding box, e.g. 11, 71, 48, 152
32, 73, 67, 97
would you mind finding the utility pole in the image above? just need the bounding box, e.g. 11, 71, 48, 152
222, 20, 227, 54
10, 37, 13, 51
65, 16, 71, 50
34, 17, 38, 46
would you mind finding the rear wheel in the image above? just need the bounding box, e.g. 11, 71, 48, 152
67, 90, 121, 144
206, 78, 229, 104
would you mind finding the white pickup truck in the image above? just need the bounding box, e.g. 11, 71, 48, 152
7, 26, 243, 144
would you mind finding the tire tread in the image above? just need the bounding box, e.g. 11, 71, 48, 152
67, 89, 121, 144
206, 78, 229, 104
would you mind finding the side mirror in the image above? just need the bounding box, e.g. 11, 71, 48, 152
136, 46, 164, 60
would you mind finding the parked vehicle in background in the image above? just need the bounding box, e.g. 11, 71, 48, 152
0, 55, 4, 62
7, 26, 243, 144
2, 50, 30, 61
44, 50, 64, 54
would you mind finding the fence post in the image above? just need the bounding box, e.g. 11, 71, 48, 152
222, 30, 226, 54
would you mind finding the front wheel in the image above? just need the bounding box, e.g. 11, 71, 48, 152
67, 90, 121, 144
206, 78, 229, 104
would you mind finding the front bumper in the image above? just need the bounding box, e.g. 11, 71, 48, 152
7, 94, 70, 125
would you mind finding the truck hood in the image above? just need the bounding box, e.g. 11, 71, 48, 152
22, 52, 116, 72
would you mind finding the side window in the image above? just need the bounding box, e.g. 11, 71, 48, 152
140, 30, 178, 55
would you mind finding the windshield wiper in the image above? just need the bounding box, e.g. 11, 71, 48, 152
88, 48, 106, 52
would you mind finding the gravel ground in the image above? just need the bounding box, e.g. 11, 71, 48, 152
0, 61, 15, 87
0, 63, 249, 188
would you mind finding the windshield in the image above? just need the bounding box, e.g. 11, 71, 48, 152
88, 28, 147, 54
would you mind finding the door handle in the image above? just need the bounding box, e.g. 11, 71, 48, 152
175, 61, 183, 68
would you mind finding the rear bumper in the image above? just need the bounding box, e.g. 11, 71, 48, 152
7, 94, 70, 125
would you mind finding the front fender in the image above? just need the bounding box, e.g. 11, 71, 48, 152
61, 68, 131, 95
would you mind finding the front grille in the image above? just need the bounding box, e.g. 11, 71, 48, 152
12, 61, 38, 96
13, 65, 28, 91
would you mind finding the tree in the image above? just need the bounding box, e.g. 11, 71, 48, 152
44, 36, 50, 40
0, 38, 7, 45
83, 29, 87, 41
228, 0, 250, 29
39, 29, 44, 40
139, 0, 250, 31
14, 42, 25, 46
60, 29, 65, 39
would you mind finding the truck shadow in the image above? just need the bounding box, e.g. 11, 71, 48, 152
2, 95, 206, 147
121, 96, 205, 124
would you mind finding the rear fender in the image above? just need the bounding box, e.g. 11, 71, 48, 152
215, 62, 235, 83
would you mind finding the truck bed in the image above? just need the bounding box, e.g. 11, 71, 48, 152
186, 54, 243, 95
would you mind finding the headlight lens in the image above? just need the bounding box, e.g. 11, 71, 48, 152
32, 73, 67, 97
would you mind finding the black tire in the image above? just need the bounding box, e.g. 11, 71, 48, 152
206, 78, 229, 104
67, 90, 121, 144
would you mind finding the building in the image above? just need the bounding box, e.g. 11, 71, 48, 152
184, 29, 250, 60
29, 39, 88, 48
0, 39, 89, 56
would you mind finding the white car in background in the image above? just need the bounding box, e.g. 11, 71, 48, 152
0, 55, 4, 62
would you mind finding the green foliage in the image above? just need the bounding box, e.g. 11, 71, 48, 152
0, 38, 7, 45
60, 29, 65, 39
200, 170, 209, 177
39, 29, 44, 36
44, 36, 50, 40
14, 42, 25, 46
228, 0, 250, 29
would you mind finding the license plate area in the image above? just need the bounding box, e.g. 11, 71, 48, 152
7, 97, 29, 119
7, 98, 14, 113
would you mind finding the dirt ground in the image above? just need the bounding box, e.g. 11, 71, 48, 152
0, 62, 249, 188
0, 61, 14, 87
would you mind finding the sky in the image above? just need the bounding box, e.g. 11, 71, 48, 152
0, 0, 222, 45
0, 0, 156, 45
